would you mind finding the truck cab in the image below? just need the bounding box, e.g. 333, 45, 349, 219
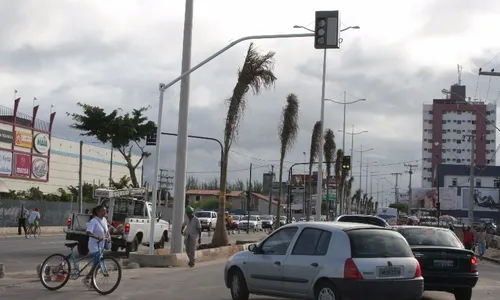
65, 187, 169, 256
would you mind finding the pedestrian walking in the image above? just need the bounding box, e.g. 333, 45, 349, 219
18, 204, 28, 236
476, 227, 487, 259
463, 225, 474, 250
181, 206, 201, 267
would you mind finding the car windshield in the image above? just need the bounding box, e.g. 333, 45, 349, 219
195, 212, 211, 218
337, 216, 387, 227
347, 229, 413, 258
243, 216, 258, 221
397, 227, 463, 248
261, 215, 273, 220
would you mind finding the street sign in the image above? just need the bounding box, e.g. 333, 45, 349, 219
146, 132, 157, 146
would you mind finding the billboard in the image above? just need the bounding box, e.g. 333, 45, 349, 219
407, 188, 458, 210
461, 188, 499, 211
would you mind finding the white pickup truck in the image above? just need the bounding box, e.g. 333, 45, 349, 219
65, 188, 169, 256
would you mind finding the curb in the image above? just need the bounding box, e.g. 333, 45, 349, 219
129, 243, 253, 268
1, 233, 65, 239
482, 256, 500, 264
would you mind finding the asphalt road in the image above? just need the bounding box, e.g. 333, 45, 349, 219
1, 258, 499, 299
0, 231, 266, 274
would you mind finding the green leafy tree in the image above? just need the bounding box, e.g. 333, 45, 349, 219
389, 202, 408, 213
111, 175, 131, 189
212, 43, 277, 247
307, 121, 322, 220
68, 104, 156, 187
276, 93, 300, 227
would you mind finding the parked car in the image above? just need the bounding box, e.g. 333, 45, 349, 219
392, 226, 478, 300
224, 222, 424, 300
230, 215, 243, 229
238, 215, 262, 232
260, 215, 274, 229
334, 214, 389, 228
195, 211, 217, 231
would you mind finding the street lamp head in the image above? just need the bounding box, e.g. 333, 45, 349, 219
293, 25, 301, 28
441, 89, 450, 94
359, 98, 366, 101
351, 26, 361, 29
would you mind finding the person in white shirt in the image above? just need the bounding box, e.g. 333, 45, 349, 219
26, 208, 41, 239
83, 205, 110, 287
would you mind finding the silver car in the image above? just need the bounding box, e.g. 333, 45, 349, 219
224, 222, 423, 300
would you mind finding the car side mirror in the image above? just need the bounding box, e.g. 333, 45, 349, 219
247, 243, 258, 253
156, 212, 162, 222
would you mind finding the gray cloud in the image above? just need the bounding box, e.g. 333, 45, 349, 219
1, 0, 500, 204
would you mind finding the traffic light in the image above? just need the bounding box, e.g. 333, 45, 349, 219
436, 202, 441, 211
245, 191, 251, 199
342, 156, 351, 171
289, 194, 294, 203
314, 11, 340, 49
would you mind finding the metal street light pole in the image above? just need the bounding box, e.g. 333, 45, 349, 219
293, 25, 360, 221
352, 145, 374, 191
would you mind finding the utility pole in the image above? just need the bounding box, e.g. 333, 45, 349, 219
158, 169, 174, 206
359, 145, 363, 192
268, 165, 274, 214
365, 158, 369, 193
391, 172, 402, 217
108, 148, 114, 187
247, 163, 252, 234
405, 163, 418, 215
78, 141, 83, 214
496, 177, 500, 225
465, 134, 476, 226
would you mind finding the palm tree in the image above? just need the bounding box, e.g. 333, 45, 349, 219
352, 189, 362, 213
323, 129, 336, 220
307, 121, 322, 221
344, 176, 354, 213
333, 149, 343, 214
276, 93, 300, 228
212, 43, 277, 247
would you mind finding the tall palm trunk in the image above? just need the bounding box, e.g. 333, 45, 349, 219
307, 121, 322, 221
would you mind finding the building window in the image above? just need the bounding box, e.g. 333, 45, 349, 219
195, 195, 201, 202
475, 179, 481, 188
494, 179, 499, 188
452, 178, 457, 186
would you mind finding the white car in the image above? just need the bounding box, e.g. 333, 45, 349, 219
224, 222, 424, 300
238, 215, 262, 232
195, 211, 217, 231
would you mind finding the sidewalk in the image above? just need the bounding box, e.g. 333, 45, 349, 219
483, 247, 500, 264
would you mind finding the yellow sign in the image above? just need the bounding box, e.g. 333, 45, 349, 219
15, 131, 33, 148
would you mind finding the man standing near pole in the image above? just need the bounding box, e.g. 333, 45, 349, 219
181, 206, 201, 267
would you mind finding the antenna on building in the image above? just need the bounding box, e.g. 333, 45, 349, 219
457, 64, 462, 85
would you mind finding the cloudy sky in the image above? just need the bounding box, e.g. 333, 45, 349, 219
1, 0, 500, 203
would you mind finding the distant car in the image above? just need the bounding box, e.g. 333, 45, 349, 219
260, 215, 274, 229
335, 214, 389, 228
195, 211, 217, 231
224, 222, 423, 300
238, 215, 262, 232
392, 226, 478, 300
230, 215, 242, 229
279, 216, 287, 226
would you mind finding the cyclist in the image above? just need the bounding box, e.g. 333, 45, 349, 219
84, 205, 110, 287
27, 208, 41, 238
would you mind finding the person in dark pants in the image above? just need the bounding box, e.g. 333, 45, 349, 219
18, 205, 28, 236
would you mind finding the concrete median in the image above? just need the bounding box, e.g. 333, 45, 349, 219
129, 243, 253, 268
0, 226, 66, 237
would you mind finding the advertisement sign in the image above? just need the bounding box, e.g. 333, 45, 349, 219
15, 131, 33, 148
32, 158, 48, 178
462, 188, 499, 211
33, 133, 51, 154
0, 129, 13, 143
406, 187, 458, 210
14, 153, 31, 177
0, 151, 12, 175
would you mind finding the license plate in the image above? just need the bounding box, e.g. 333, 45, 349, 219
433, 259, 454, 268
378, 266, 402, 277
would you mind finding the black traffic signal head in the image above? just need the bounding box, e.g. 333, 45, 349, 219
314, 11, 340, 49
436, 202, 441, 210
246, 190, 251, 198
342, 156, 351, 170
289, 194, 294, 203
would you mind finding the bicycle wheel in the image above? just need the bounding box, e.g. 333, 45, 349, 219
91, 256, 122, 295
39, 253, 71, 290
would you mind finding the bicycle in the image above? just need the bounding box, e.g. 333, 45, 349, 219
38, 238, 122, 295
27, 220, 41, 239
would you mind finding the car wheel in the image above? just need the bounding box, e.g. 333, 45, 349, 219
229, 268, 249, 300
111, 244, 119, 252
126, 236, 139, 255
315, 280, 340, 300
155, 234, 165, 249
453, 287, 472, 300
208, 222, 212, 231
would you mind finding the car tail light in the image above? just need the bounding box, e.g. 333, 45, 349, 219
414, 259, 422, 278
470, 257, 478, 272
344, 258, 363, 279
67, 218, 72, 229
125, 223, 130, 234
